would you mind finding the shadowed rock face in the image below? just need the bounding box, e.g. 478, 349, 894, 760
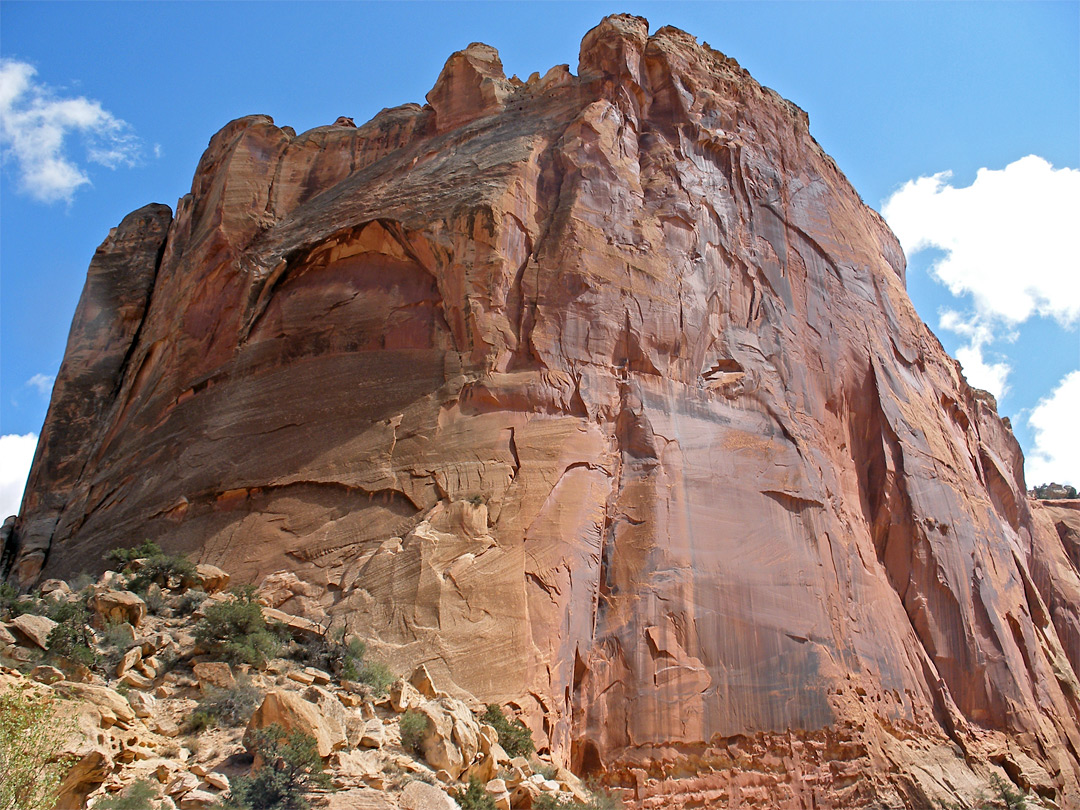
8, 14, 1080, 807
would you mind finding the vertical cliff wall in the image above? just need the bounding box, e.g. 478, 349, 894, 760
8, 15, 1080, 808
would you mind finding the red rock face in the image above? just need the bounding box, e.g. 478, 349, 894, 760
8, 14, 1080, 807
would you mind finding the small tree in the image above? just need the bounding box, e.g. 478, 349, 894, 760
986, 774, 1026, 810
225, 724, 330, 810
482, 704, 535, 758
0, 683, 74, 810
399, 709, 427, 754
45, 598, 97, 670
93, 779, 161, 810
103, 540, 163, 570
194, 586, 280, 667
450, 777, 496, 810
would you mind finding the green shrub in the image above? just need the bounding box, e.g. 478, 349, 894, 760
533, 792, 619, 810
292, 625, 364, 679
176, 588, 209, 614
189, 678, 262, 731
225, 724, 330, 810
0, 582, 42, 622
986, 774, 1026, 810
128, 552, 197, 593
94, 779, 162, 809
104, 540, 162, 570
194, 587, 280, 667
450, 777, 496, 810
399, 709, 427, 753
45, 598, 97, 669
356, 659, 395, 696
482, 704, 535, 758
0, 683, 75, 810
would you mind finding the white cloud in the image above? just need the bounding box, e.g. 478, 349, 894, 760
0, 58, 141, 203
882, 156, 1080, 398
0, 433, 38, 519
1026, 371, 1080, 487
25, 373, 55, 396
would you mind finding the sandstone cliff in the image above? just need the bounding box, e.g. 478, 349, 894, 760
7, 15, 1080, 808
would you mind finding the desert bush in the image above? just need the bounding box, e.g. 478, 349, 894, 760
399, 709, 427, 754
483, 704, 535, 758
450, 777, 496, 810
194, 586, 280, 667
0, 682, 74, 810
985, 774, 1026, 809
224, 724, 330, 810
189, 678, 262, 731
356, 658, 394, 696
103, 539, 162, 570
45, 598, 97, 669
128, 552, 197, 593
94, 779, 162, 809
176, 588, 209, 614
0, 582, 42, 622
534, 792, 619, 810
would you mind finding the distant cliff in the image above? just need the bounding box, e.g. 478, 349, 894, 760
8, 14, 1080, 808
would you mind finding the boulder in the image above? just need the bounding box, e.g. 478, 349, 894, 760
179, 790, 219, 809
30, 664, 65, 684
0, 624, 15, 646
390, 678, 422, 713
115, 646, 142, 677
246, 689, 347, 757
415, 697, 482, 779
89, 590, 146, 628
53, 747, 112, 809
127, 689, 156, 718
56, 683, 136, 725
9, 613, 58, 649
192, 661, 235, 691
204, 772, 229, 790
409, 664, 439, 698
400, 780, 459, 810
193, 563, 230, 593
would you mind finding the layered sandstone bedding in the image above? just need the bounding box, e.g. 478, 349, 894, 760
6, 14, 1080, 808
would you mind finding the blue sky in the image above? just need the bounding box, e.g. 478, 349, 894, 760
1, 1, 1078, 515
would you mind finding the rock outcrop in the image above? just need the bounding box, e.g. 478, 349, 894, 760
6, 13, 1080, 808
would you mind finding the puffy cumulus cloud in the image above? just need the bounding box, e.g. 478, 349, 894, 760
25, 373, 55, 396
0, 58, 141, 203
0, 433, 38, 519
883, 156, 1080, 398
1026, 371, 1080, 488
883, 156, 1080, 326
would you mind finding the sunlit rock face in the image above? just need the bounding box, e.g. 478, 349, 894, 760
9, 14, 1080, 808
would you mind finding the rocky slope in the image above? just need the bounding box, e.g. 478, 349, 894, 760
1, 564, 590, 810
6, 14, 1080, 808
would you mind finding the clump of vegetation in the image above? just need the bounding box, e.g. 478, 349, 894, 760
986, 774, 1027, 810
193, 586, 281, 668
399, 709, 427, 754
534, 792, 619, 810
104, 539, 163, 570
0, 582, 42, 622
45, 597, 97, 669
190, 678, 262, 731
0, 683, 75, 810
224, 724, 330, 810
176, 588, 209, 614
290, 624, 394, 695
104, 539, 197, 592
482, 703, 535, 758
450, 777, 496, 810
94, 779, 162, 809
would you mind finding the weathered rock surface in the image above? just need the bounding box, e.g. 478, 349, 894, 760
6, 13, 1080, 807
